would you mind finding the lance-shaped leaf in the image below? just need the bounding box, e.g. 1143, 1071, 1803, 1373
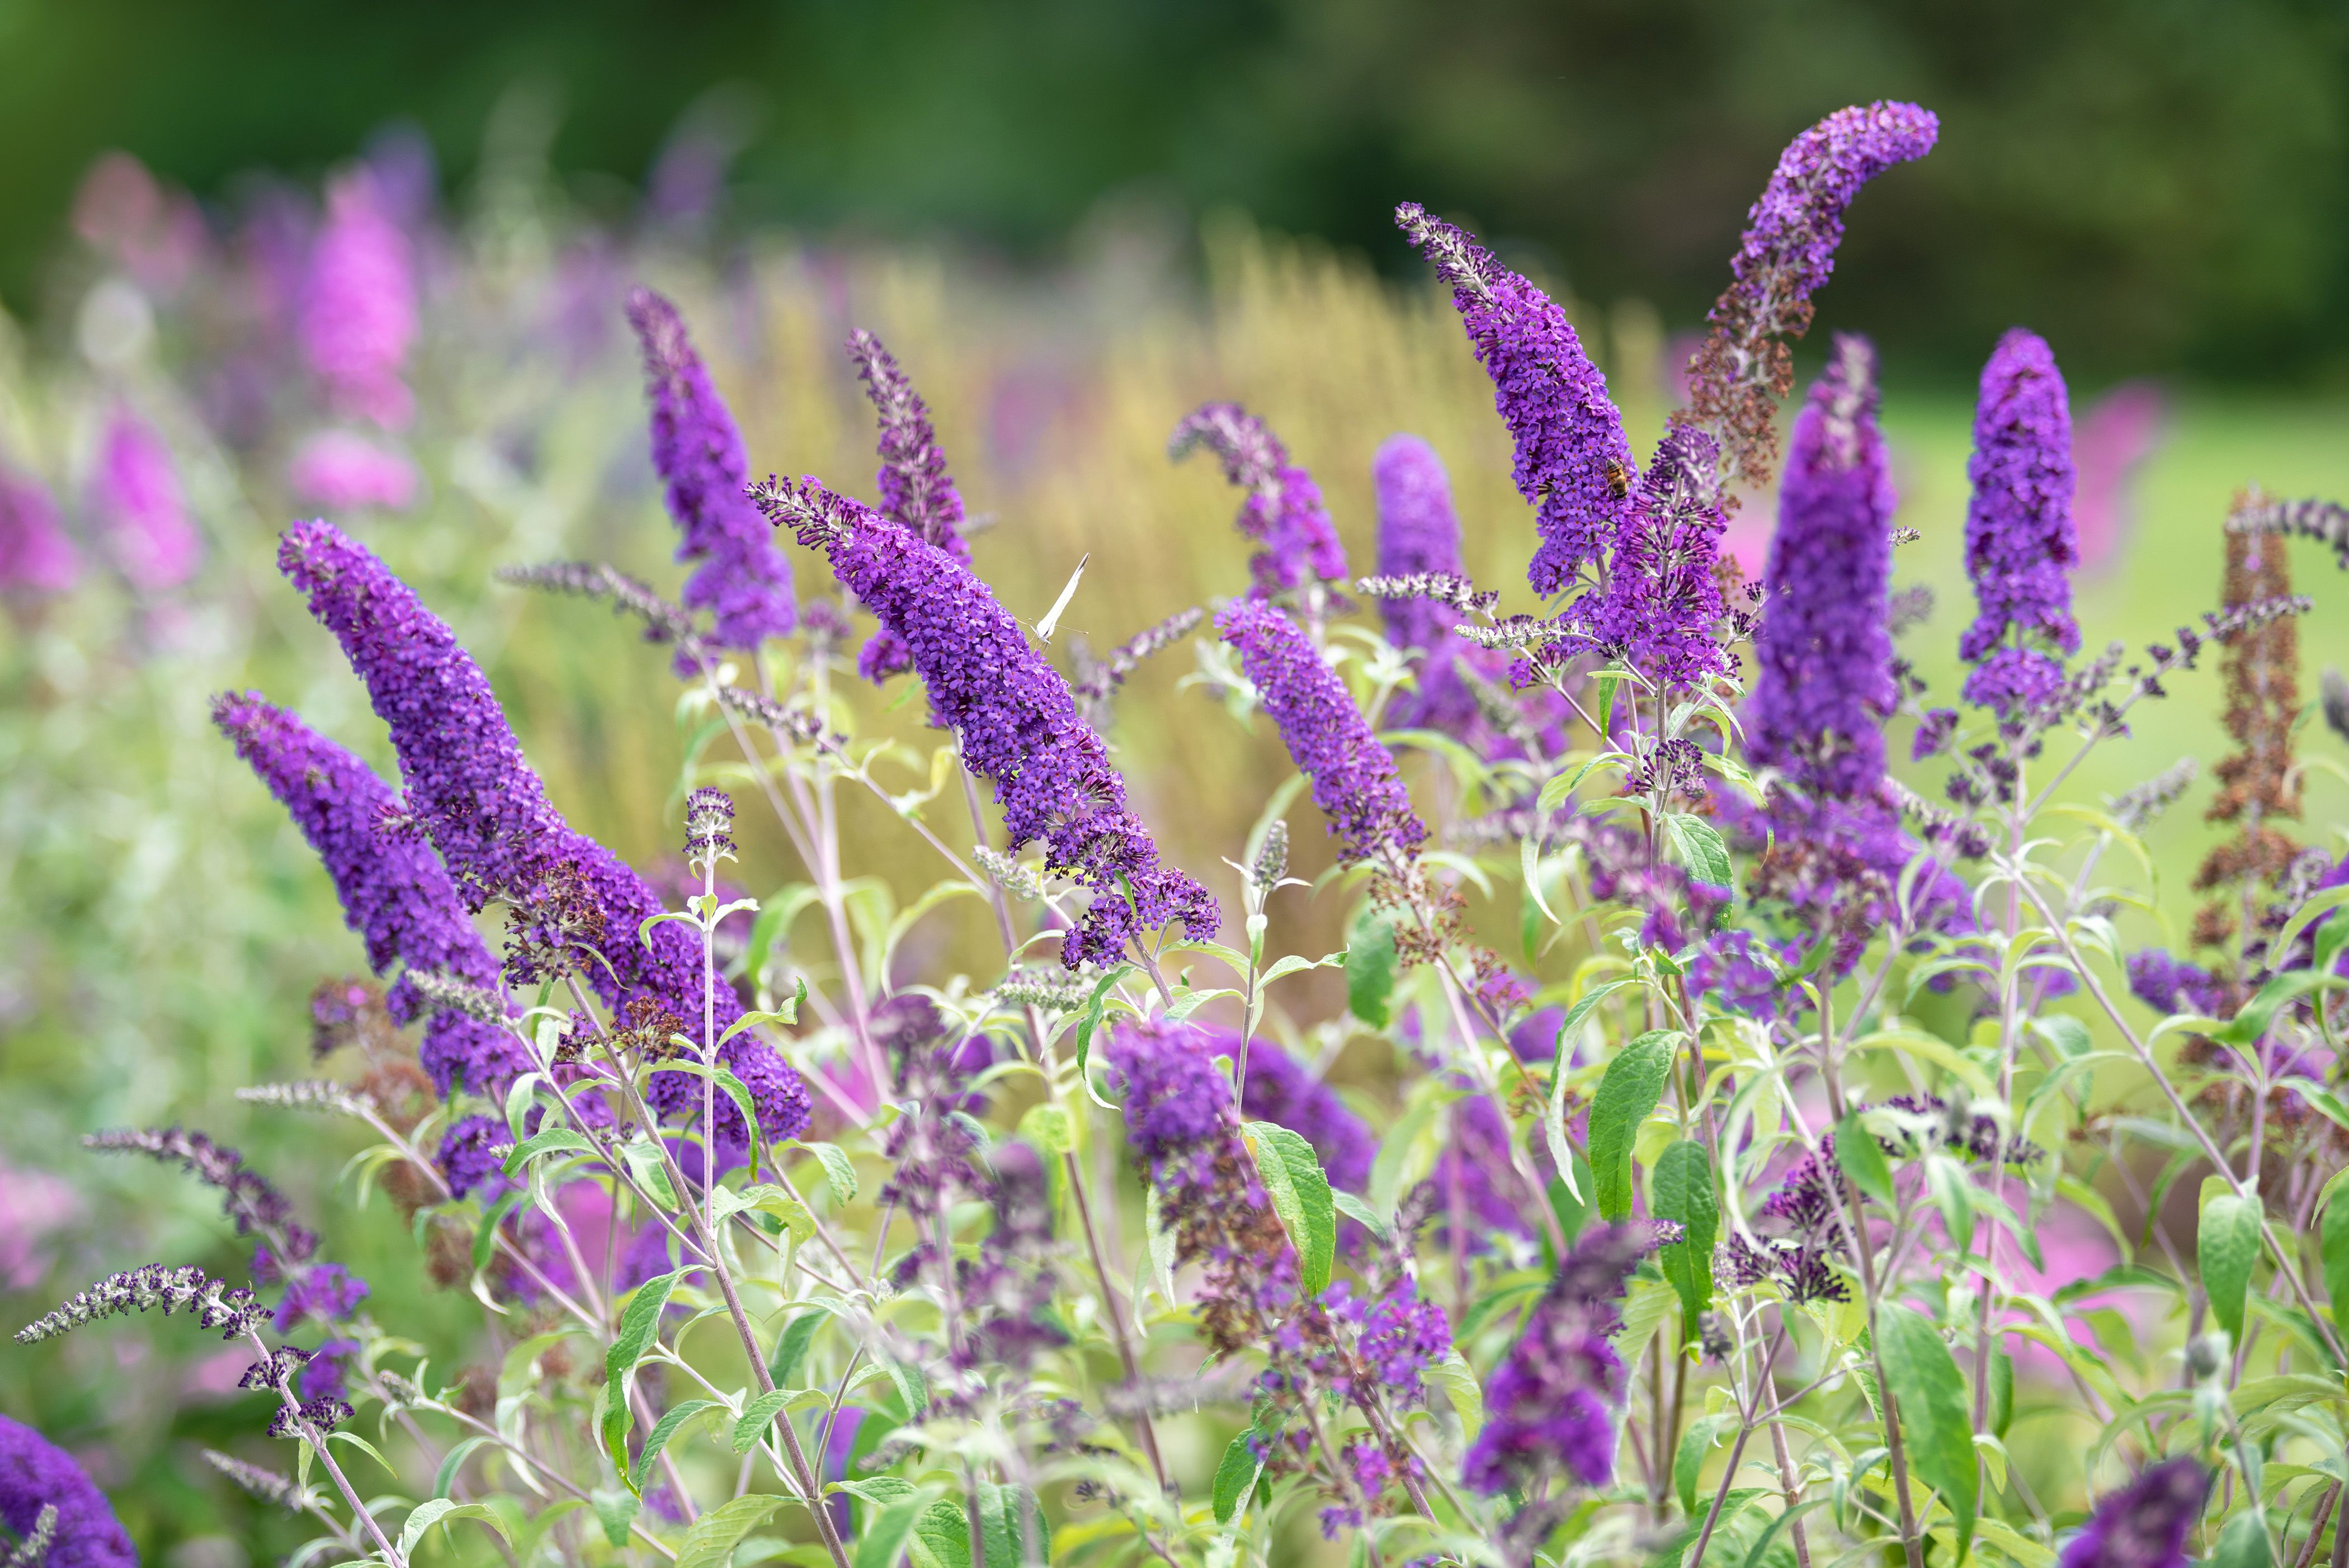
1589, 1030, 1676, 1221
1652, 1139, 1717, 1327
1244, 1120, 1337, 1295
1875, 1304, 1977, 1564
2198, 1192, 2261, 1344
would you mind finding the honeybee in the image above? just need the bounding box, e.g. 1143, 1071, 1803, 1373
1603, 459, 1632, 500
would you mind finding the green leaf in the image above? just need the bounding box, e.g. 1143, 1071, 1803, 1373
1834, 1112, 1897, 1209
398, 1499, 513, 1560
1589, 1030, 1676, 1221
1244, 1121, 1337, 1295
1675, 1413, 1733, 1515
1016, 1101, 1074, 1154
2322, 1184, 2349, 1327
2199, 1192, 2262, 1344
1346, 918, 1398, 1028
1213, 1432, 1265, 1524
589, 1488, 639, 1548
501, 1127, 597, 1175
602, 1267, 685, 1468
675, 1495, 784, 1568
857, 1498, 932, 1568
1988, 1348, 2013, 1439
472, 1185, 528, 1272
2211, 1509, 2272, 1568
882, 1360, 929, 1423
431, 1434, 495, 1500
630, 1399, 719, 1491
731, 1390, 793, 1453
911, 1498, 979, 1568
1874, 1304, 1977, 1565
1554, 979, 1637, 1053
770, 1310, 825, 1386
1652, 1139, 1718, 1328
1424, 1350, 1483, 1439
1073, 964, 1137, 1103
1927, 1154, 1976, 1260
1331, 1189, 1389, 1243
1663, 813, 1734, 888
977, 1483, 1049, 1567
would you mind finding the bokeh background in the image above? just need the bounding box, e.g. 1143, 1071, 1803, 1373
1, 3, 2346, 1562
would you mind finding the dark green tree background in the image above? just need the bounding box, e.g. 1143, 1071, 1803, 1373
0, 0, 2342, 381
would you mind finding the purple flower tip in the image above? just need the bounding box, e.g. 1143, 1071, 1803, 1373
1216, 596, 1425, 866
2058, 1458, 2208, 1568
761, 478, 1216, 966
1171, 402, 1348, 596
1394, 204, 1634, 595
94, 410, 200, 592
1960, 328, 2079, 715
0, 468, 79, 597
301, 168, 417, 431
625, 286, 797, 650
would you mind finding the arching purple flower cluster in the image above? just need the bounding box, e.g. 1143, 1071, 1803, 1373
1570, 424, 1729, 690
1746, 336, 1898, 797
1170, 403, 1347, 597
276, 521, 809, 1146
301, 168, 416, 431
625, 287, 798, 650
2058, 1459, 2208, 1568
0, 1413, 138, 1568
1462, 1222, 1661, 1495
436, 1114, 514, 1202
758, 478, 1216, 967
213, 692, 527, 1097
1334, 1273, 1451, 1400
1216, 597, 1425, 866
846, 328, 969, 681
1394, 204, 1634, 596
2124, 950, 2228, 1018
1682, 102, 1938, 490
1424, 1095, 1539, 1253
1960, 328, 2080, 716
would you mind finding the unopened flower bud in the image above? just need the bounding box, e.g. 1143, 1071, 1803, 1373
1251, 820, 1289, 891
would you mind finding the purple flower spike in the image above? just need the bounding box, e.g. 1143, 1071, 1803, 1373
2058, 1458, 2208, 1568
1395, 205, 1635, 595
1461, 1222, 1662, 1496
847, 328, 969, 681
287, 431, 420, 513
1171, 403, 1348, 597
213, 691, 529, 1097
1373, 433, 1465, 656
301, 168, 417, 431
275, 521, 809, 1145
1960, 328, 2079, 716
0, 467, 79, 597
1683, 102, 1938, 492
758, 478, 1217, 967
0, 1413, 138, 1568
1747, 335, 1898, 798
625, 287, 798, 651
1217, 596, 1425, 866
1572, 424, 1729, 691
94, 409, 200, 592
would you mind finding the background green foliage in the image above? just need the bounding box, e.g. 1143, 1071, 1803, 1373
0, 0, 2343, 380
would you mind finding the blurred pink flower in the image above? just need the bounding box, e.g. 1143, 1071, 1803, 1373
0, 1161, 81, 1288
301, 169, 417, 429
287, 429, 420, 512
72, 152, 207, 295
2071, 380, 2166, 574
0, 468, 81, 596
93, 410, 200, 591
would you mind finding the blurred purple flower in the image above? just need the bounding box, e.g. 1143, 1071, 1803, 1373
1463, 1222, 1661, 1495
0, 1413, 137, 1568
435, 1114, 513, 1202
0, 467, 79, 597
625, 287, 797, 651
2058, 1459, 2208, 1568
1214, 1036, 1375, 1193
301, 168, 416, 430
2072, 381, 2166, 575
1395, 204, 1635, 596
1960, 328, 2079, 716
287, 430, 420, 513
271, 1264, 369, 1334
93, 410, 199, 592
